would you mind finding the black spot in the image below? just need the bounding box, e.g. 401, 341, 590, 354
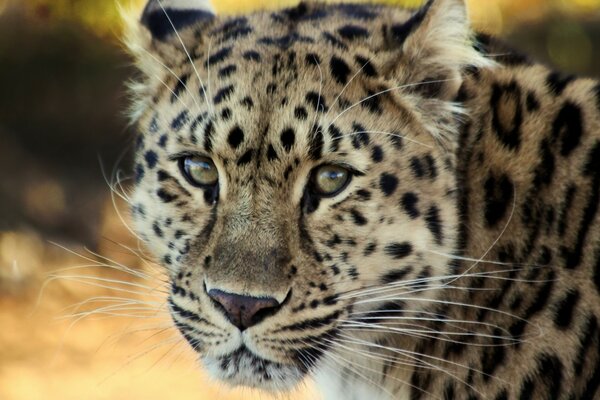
410, 157, 425, 178
384, 242, 413, 259
546, 72, 575, 96
309, 128, 324, 160
526, 91, 540, 111
158, 134, 168, 148
267, 144, 278, 161
389, 0, 432, 44
552, 102, 583, 157
322, 32, 348, 50
481, 328, 506, 381
294, 107, 308, 120
423, 155, 437, 178
305, 53, 321, 66
443, 381, 455, 400
220, 25, 252, 42
363, 242, 376, 256
484, 174, 514, 227
330, 56, 351, 85
228, 126, 245, 149
157, 189, 178, 203
152, 221, 163, 237
553, 289, 580, 329
424, 206, 443, 245
401, 192, 420, 219
135, 164, 145, 183
532, 139, 555, 189
241, 96, 254, 110
203, 120, 215, 152
379, 173, 398, 196
355, 55, 377, 77
351, 190, 369, 203
337, 25, 369, 40
350, 209, 368, 226
237, 149, 253, 166
523, 270, 555, 322
207, 46, 232, 66
573, 314, 597, 375
266, 83, 277, 95
334, 4, 378, 20
142, 9, 213, 41
494, 389, 508, 400
281, 128, 295, 152
171, 74, 189, 103
390, 134, 403, 149
351, 123, 370, 148
171, 110, 189, 131
220, 108, 232, 121
258, 33, 314, 49
213, 85, 235, 105
306, 91, 328, 112
145, 151, 158, 169
490, 81, 523, 150
361, 90, 382, 114
380, 267, 412, 284
371, 146, 384, 163
218, 64, 237, 78
243, 51, 261, 62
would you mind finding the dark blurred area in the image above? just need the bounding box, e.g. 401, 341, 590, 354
0, 7, 134, 247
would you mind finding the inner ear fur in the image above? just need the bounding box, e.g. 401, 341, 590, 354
383, 0, 494, 101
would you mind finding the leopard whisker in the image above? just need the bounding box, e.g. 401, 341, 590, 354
325, 55, 375, 119
133, 43, 203, 112
155, 0, 212, 113
340, 323, 523, 346
327, 77, 461, 131
337, 333, 497, 393
343, 314, 515, 337
320, 337, 441, 400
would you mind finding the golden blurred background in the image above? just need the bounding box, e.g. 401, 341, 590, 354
0, 1, 598, 399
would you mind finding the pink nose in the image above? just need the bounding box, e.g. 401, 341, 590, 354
207, 289, 283, 331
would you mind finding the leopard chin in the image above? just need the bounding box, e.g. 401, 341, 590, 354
202, 346, 307, 391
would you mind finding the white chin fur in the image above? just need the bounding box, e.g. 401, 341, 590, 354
202, 352, 305, 392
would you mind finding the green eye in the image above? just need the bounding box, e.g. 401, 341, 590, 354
180, 156, 219, 187
312, 165, 351, 196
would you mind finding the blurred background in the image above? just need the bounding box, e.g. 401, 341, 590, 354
0, 0, 598, 399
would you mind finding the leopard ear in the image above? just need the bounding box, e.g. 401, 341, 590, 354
141, 0, 216, 41
387, 0, 493, 100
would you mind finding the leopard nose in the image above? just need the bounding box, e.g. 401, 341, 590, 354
207, 289, 283, 331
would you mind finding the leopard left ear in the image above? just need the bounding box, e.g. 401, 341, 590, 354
387, 0, 493, 100
141, 0, 216, 41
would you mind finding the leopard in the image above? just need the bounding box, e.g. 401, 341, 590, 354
123, 0, 600, 398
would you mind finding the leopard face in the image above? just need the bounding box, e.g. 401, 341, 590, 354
127, 0, 491, 391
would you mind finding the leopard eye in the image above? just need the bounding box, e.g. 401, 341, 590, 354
311, 165, 351, 197
179, 156, 219, 187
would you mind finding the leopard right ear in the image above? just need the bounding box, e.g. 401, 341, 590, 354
141, 0, 216, 41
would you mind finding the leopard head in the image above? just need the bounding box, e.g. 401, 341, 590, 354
125, 0, 492, 391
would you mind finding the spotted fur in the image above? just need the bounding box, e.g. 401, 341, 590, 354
125, 0, 600, 398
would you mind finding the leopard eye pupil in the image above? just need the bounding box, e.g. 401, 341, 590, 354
181, 156, 218, 187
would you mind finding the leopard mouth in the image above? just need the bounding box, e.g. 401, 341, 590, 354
202, 345, 307, 391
